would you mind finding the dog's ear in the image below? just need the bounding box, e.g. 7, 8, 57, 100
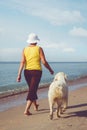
53, 75, 58, 81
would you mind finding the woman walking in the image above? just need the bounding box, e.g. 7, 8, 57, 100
17, 33, 54, 115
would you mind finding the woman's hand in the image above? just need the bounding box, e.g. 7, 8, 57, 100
50, 70, 54, 75
17, 75, 21, 82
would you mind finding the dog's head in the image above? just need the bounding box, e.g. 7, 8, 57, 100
53, 72, 67, 81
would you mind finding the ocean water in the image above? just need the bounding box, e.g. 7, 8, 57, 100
0, 62, 87, 95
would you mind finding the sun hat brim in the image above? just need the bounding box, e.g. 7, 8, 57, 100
26, 39, 40, 43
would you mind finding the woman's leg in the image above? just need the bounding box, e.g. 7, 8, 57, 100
33, 100, 39, 111
24, 70, 42, 113
29, 70, 42, 110
27, 70, 42, 101
24, 100, 32, 115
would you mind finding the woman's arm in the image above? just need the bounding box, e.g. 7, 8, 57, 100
17, 50, 25, 82
40, 47, 54, 74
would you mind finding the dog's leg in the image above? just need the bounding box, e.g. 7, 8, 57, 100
57, 105, 61, 118
49, 101, 54, 120
56, 100, 62, 118
63, 88, 68, 110
62, 97, 68, 113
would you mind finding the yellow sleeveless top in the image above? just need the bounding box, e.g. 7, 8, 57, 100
24, 46, 42, 70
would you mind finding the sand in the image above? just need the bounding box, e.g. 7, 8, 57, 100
0, 81, 87, 130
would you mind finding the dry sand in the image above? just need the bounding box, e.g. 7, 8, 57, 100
0, 83, 87, 130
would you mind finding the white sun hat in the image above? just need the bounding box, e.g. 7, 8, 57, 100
26, 33, 40, 43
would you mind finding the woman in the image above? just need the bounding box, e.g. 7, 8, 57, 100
17, 33, 54, 115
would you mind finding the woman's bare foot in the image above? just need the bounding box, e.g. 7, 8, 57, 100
24, 111, 32, 116
34, 104, 39, 111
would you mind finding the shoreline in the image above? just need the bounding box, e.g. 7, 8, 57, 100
0, 75, 87, 99
0, 76, 87, 112
0, 83, 50, 99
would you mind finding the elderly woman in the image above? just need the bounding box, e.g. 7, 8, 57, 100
17, 33, 54, 115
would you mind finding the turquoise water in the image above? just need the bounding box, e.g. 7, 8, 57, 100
0, 62, 87, 94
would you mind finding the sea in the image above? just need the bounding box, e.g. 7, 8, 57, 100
0, 62, 87, 96
0, 62, 87, 112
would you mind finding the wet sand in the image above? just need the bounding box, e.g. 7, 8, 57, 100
0, 78, 87, 130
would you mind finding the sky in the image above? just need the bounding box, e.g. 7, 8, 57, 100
0, 0, 87, 62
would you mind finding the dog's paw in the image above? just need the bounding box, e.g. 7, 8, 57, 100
50, 114, 53, 120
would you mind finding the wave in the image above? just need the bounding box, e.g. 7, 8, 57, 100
0, 75, 87, 99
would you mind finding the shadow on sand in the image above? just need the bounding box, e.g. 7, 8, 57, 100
64, 103, 87, 118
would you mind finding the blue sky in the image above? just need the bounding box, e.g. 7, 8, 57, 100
0, 0, 87, 62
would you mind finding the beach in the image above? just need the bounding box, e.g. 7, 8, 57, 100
0, 78, 87, 130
